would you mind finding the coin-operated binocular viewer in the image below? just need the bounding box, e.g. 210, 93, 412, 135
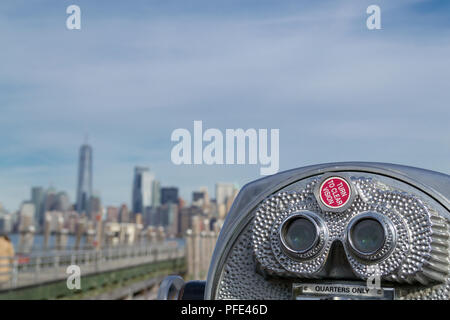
158, 162, 450, 300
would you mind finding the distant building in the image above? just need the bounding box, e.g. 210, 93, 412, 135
18, 202, 35, 232
161, 187, 179, 205
215, 183, 237, 206
166, 203, 179, 236
106, 206, 119, 223
144, 206, 158, 227
144, 203, 178, 236
55, 192, 71, 212
119, 204, 130, 223
178, 197, 186, 210
132, 166, 154, 215
90, 195, 102, 218
152, 180, 161, 207
31, 187, 45, 229
192, 187, 210, 210
135, 213, 143, 225
44, 188, 58, 213
215, 183, 238, 219
64, 211, 79, 234
193, 191, 204, 203
179, 206, 203, 236
76, 143, 93, 215
158, 203, 175, 227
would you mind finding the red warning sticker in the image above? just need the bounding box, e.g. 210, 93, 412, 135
319, 177, 351, 209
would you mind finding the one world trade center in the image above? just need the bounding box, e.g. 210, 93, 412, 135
76, 143, 93, 216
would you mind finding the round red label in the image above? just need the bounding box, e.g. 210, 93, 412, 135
319, 177, 351, 209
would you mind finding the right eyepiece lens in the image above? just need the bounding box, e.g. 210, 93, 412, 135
350, 218, 385, 255
283, 218, 317, 253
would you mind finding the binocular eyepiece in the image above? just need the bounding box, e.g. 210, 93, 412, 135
159, 162, 450, 300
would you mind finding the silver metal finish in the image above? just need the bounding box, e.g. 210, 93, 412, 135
293, 282, 395, 300
204, 162, 450, 300
345, 211, 396, 261
278, 211, 325, 258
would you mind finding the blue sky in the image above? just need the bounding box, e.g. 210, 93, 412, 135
1, 0, 450, 211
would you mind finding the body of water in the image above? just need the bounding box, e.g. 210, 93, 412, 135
8, 234, 185, 253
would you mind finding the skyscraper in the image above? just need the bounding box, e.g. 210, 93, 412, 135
193, 191, 205, 203
44, 187, 57, 212
215, 183, 237, 206
119, 204, 130, 223
31, 186, 45, 229
132, 166, 154, 215
216, 183, 238, 219
55, 192, 71, 212
161, 187, 179, 205
76, 143, 93, 215
18, 202, 35, 231
90, 194, 102, 217
152, 180, 161, 207
106, 206, 119, 223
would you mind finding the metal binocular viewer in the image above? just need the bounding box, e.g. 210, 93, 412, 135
159, 162, 450, 300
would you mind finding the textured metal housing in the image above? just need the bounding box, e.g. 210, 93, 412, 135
205, 162, 450, 300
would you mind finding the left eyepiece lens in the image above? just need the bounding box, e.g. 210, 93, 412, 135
282, 217, 317, 253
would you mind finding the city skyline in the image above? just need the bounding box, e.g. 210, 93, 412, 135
1, 1, 450, 211
0, 141, 240, 214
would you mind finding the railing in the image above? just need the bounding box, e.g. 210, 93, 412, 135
0, 242, 185, 291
